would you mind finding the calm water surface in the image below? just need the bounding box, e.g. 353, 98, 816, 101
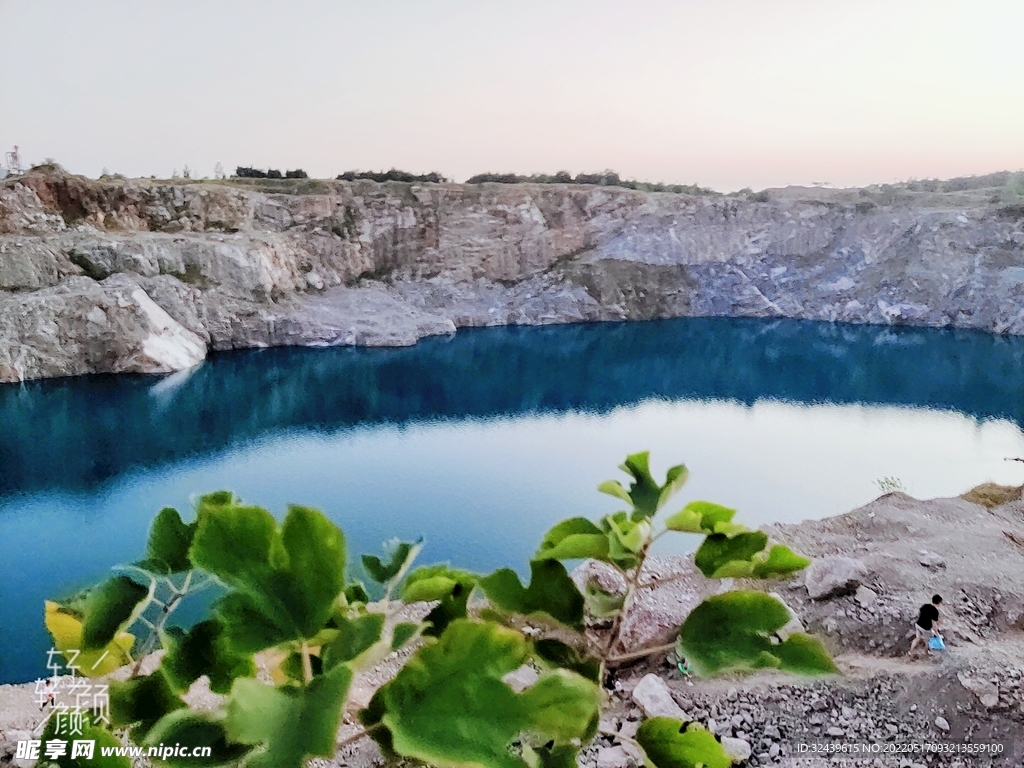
3, 317, 1024, 683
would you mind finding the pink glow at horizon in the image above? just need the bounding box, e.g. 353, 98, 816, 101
0, 0, 1020, 190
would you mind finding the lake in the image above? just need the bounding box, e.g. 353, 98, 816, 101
2, 316, 1024, 684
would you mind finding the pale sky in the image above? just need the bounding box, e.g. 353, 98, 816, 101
0, 0, 1021, 191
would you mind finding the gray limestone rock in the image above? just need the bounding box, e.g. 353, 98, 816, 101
721, 736, 752, 764
631, 674, 689, 721
5, 168, 1024, 383
804, 556, 870, 599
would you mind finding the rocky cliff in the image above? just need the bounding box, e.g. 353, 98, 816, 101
2, 166, 1023, 382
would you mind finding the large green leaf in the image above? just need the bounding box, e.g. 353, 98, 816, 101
364, 620, 600, 768
693, 532, 769, 578
141, 507, 197, 574
80, 575, 149, 651
522, 744, 579, 768
751, 545, 811, 578
321, 612, 385, 669
619, 452, 662, 519
534, 518, 609, 562
583, 580, 625, 619
479, 561, 584, 628
601, 452, 689, 521
677, 591, 835, 675
769, 631, 836, 672
664, 501, 740, 535
598, 513, 643, 569
604, 512, 650, 554
39, 709, 129, 768
344, 581, 370, 605
598, 453, 691, 521
143, 710, 251, 767
520, 671, 601, 741
190, 502, 347, 647
225, 663, 353, 768
162, 619, 256, 694
110, 669, 186, 742
636, 717, 731, 768
657, 464, 691, 512
392, 622, 419, 650
532, 639, 601, 683
44, 600, 135, 677
402, 565, 478, 637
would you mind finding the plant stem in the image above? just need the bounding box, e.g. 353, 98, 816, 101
336, 724, 380, 750
602, 542, 653, 660
607, 642, 677, 665
598, 727, 644, 752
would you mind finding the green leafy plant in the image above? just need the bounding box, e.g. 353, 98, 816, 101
40, 453, 833, 768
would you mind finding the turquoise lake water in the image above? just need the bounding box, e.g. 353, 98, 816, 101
3, 316, 1024, 683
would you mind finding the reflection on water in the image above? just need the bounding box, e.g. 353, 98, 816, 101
1, 317, 1023, 683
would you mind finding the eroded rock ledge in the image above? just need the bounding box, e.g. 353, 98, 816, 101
2, 167, 1023, 382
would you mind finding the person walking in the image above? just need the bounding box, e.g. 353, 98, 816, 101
908, 594, 942, 657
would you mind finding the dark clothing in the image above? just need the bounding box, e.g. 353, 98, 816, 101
916, 603, 939, 630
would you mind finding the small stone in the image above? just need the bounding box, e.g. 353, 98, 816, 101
769, 743, 780, 759
763, 725, 781, 739
632, 674, 688, 720
855, 586, 878, 607
597, 744, 642, 768
826, 726, 845, 737
502, 665, 539, 692
721, 737, 752, 764
934, 716, 950, 731
918, 552, 946, 569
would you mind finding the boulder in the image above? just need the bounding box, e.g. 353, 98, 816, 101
804, 556, 869, 599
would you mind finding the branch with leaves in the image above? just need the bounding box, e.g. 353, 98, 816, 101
40, 453, 834, 768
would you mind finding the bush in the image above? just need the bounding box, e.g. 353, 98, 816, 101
235, 166, 267, 179
285, 169, 309, 179
464, 170, 718, 195
39, 452, 830, 768
337, 169, 447, 183
466, 172, 523, 184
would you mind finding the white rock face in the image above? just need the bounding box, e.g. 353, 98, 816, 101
131, 288, 206, 371
805, 556, 869, 599
631, 673, 688, 720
